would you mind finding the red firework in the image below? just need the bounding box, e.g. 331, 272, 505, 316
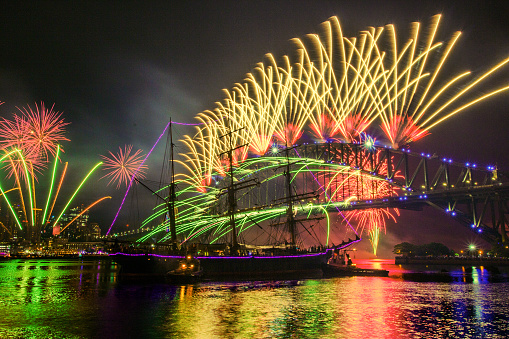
0, 102, 68, 179
337, 114, 370, 143
317, 148, 401, 253
0, 115, 29, 157
309, 113, 342, 142
101, 145, 147, 188
216, 146, 248, 176
249, 134, 272, 156
274, 123, 303, 146
381, 116, 430, 149
16, 102, 70, 161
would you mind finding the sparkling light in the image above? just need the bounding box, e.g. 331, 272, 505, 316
101, 145, 147, 188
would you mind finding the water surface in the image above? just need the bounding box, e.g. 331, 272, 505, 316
1, 258, 508, 338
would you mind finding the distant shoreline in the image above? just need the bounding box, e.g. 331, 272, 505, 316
395, 256, 509, 266
0, 254, 111, 261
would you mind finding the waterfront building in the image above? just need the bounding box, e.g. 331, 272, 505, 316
60, 205, 90, 240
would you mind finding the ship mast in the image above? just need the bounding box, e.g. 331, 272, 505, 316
284, 140, 297, 248
228, 135, 238, 252
168, 119, 177, 249
218, 122, 257, 255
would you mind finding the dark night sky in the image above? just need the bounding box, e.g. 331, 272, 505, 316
1, 1, 509, 257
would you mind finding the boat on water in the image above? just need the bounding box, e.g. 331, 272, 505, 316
112, 251, 331, 281
110, 120, 360, 281
111, 239, 362, 281
322, 249, 389, 277
114, 251, 330, 281
166, 254, 203, 283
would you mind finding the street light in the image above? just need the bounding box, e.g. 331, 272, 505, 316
469, 244, 476, 257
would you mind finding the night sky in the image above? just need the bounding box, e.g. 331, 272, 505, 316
1, 1, 509, 257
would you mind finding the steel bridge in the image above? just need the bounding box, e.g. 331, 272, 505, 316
112, 142, 509, 247
210, 142, 509, 245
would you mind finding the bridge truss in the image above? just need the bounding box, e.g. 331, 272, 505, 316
123, 142, 509, 249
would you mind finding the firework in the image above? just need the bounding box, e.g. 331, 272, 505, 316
144, 15, 509, 253
107, 122, 171, 236
101, 145, 147, 189
0, 145, 104, 236
17, 102, 70, 160
0, 102, 69, 179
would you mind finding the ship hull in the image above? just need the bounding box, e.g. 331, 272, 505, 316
111, 251, 329, 281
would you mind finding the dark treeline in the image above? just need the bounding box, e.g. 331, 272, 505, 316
393, 242, 454, 257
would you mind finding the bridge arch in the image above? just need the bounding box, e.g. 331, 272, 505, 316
110, 142, 509, 250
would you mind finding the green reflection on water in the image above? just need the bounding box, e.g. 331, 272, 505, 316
0, 260, 508, 338
0, 259, 118, 339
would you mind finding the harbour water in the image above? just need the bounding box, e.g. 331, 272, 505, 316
1, 258, 508, 338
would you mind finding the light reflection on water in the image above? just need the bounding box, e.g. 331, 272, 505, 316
0, 258, 508, 338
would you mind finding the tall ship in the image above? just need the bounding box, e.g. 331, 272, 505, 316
110, 120, 359, 281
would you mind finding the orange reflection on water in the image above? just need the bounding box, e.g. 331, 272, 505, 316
334, 276, 401, 338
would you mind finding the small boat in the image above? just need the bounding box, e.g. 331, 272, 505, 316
323, 264, 389, 277
323, 250, 389, 277
166, 254, 203, 283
